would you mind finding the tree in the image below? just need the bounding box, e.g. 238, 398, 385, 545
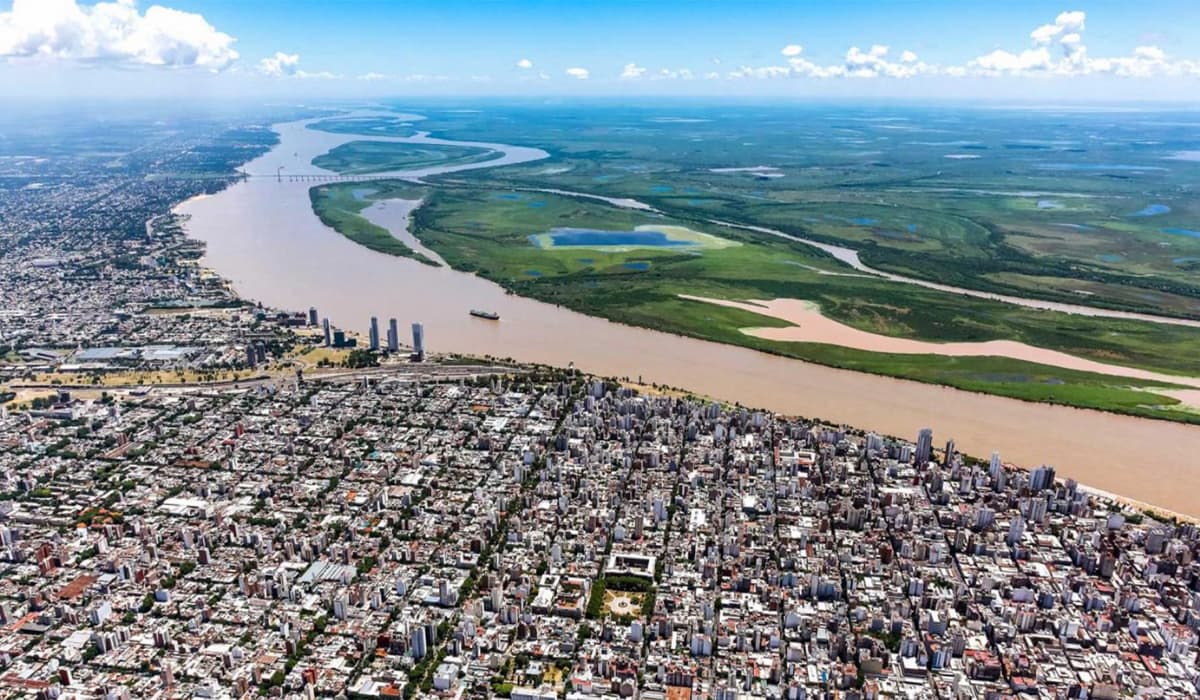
344, 349, 380, 369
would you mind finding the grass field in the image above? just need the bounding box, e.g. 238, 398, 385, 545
291, 345, 353, 366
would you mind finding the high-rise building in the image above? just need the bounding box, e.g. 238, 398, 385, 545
322, 318, 332, 347
991, 452, 1006, 493
308, 307, 319, 326
412, 323, 425, 360
1029, 465, 1056, 492
369, 316, 380, 351
1007, 515, 1026, 546
245, 344, 257, 368
387, 318, 399, 352
915, 428, 933, 466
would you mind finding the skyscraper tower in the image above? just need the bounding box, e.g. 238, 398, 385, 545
322, 318, 332, 347
369, 316, 380, 351
1029, 465, 1056, 492
387, 318, 399, 352
990, 451, 1006, 492
308, 307, 319, 326
1007, 515, 1025, 546
411, 323, 425, 361
915, 428, 933, 466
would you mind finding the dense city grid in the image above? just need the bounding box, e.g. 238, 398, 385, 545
0, 370, 1196, 699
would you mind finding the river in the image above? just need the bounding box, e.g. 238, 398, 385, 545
177, 113, 1200, 517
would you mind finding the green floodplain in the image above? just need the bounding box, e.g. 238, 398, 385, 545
306, 104, 1200, 424
306, 115, 419, 138
311, 140, 500, 175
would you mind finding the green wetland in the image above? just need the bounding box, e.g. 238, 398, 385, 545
312, 140, 500, 175
305, 103, 1200, 423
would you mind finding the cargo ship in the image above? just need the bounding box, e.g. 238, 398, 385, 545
469, 309, 500, 321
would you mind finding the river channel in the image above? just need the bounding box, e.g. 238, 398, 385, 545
177, 113, 1200, 517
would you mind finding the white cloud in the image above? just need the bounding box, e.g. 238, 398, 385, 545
619, 63, 692, 80
730, 41, 929, 80
654, 68, 693, 80
515, 57, 532, 69
965, 10, 1200, 78
1031, 10, 1085, 44
565, 66, 589, 79
842, 44, 934, 78
728, 64, 793, 80
1134, 45, 1165, 62
258, 51, 299, 77
357, 71, 387, 81
1090, 45, 1198, 78
620, 62, 646, 79
726, 10, 1200, 83
969, 47, 1053, 75
257, 51, 336, 79
1029, 23, 1061, 45
0, 0, 238, 69
844, 44, 886, 77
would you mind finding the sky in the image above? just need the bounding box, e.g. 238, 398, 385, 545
2, 0, 1200, 101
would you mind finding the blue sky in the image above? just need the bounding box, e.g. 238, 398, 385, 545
2, 0, 1200, 100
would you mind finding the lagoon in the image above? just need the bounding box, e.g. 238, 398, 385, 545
532, 228, 694, 249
